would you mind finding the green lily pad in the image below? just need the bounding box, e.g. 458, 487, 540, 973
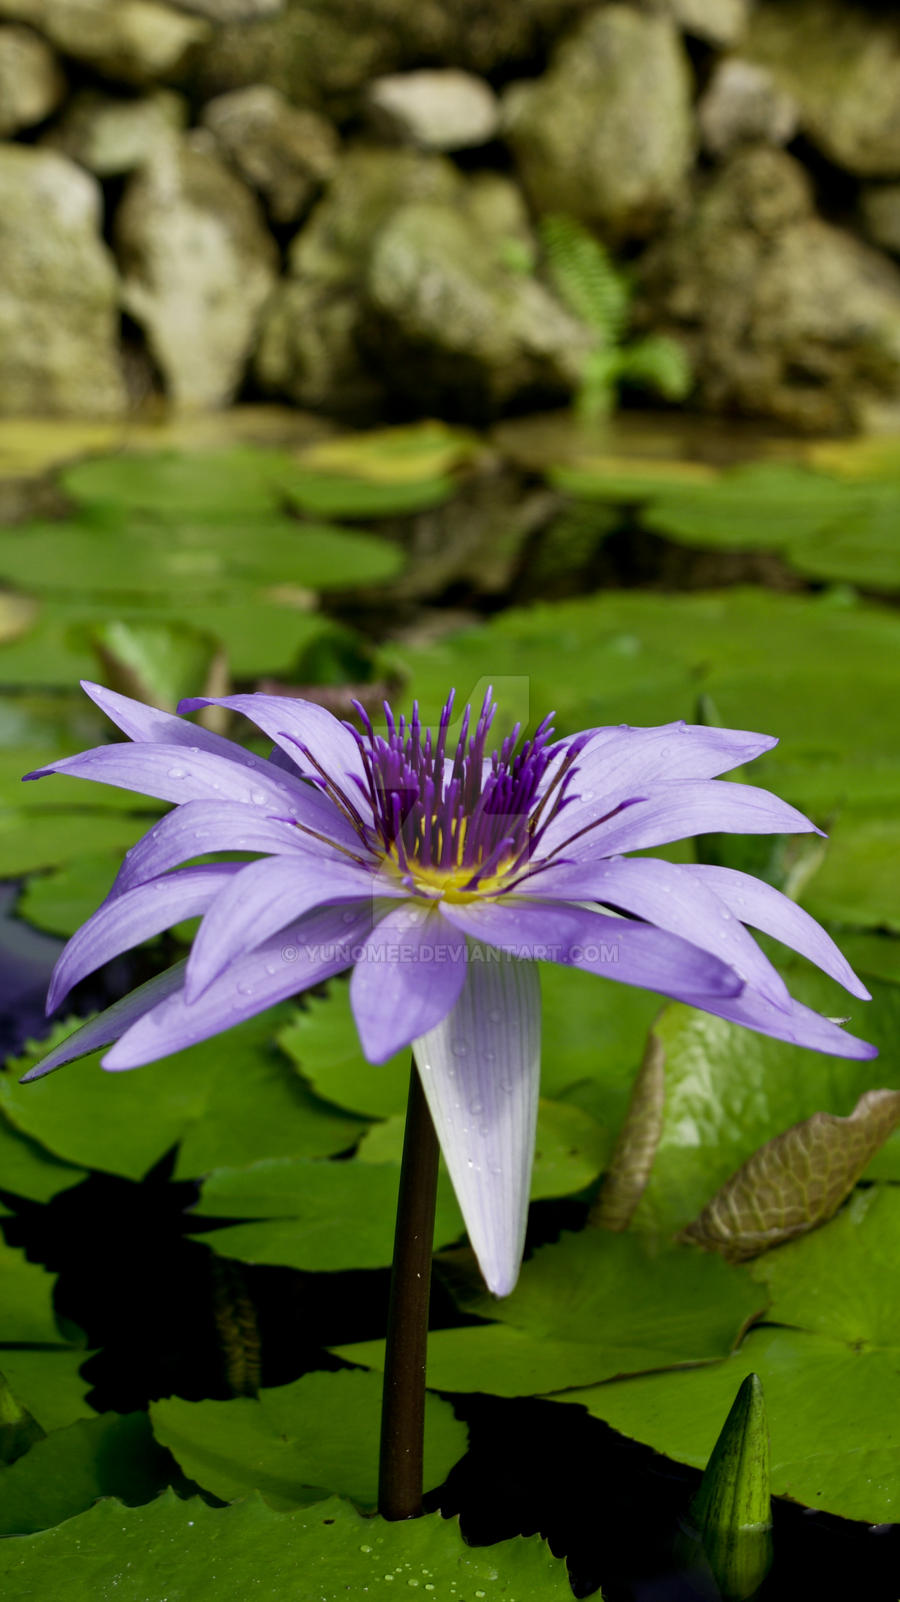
0, 807, 152, 877
281, 472, 455, 521
0, 1349, 94, 1434
550, 456, 719, 503
0, 1490, 575, 1602
4, 1009, 364, 1183
333, 1228, 763, 1396
629, 967, 899, 1239
787, 494, 900, 592
277, 989, 410, 1120
191, 1155, 464, 1272
17, 854, 133, 937
0, 1108, 85, 1202
298, 420, 479, 482
801, 811, 900, 932
151, 1368, 466, 1511
356, 1098, 608, 1205
838, 931, 900, 987
61, 448, 300, 522
640, 464, 876, 552
0, 1411, 171, 1536
0, 1233, 63, 1345
562, 1186, 900, 1523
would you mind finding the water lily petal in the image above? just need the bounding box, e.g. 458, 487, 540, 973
179, 693, 371, 809
441, 899, 743, 1003
20, 962, 188, 1080
185, 853, 401, 1002
102, 903, 376, 1070
109, 799, 338, 898
517, 855, 791, 1010
550, 778, 820, 860
25, 743, 357, 846
350, 902, 468, 1064
695, 986, 877, 1060
48, 864, 241, 1015
413, 950, 540, 1297
690, 864, 871, 1000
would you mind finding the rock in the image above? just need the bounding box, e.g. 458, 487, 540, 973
860, 185, 900, 257
699, 58, 798, 158
0, 146, 124, 417
0, 24, 63, 136
255, 146, 589, 418
744, 0, 900, 178
191, 0, 593, 117
366, 69, 500, 151
115, 138, 278, 410
639, 147, 900, 432
363, 190, 593, 417
648, 0, 749, 49
46, 89, 187, 176
503, 5, 695, 241
168, 0, 283, 18
0, 0, 209, 87
255, 146, 459, 413
201, 85, 338, 225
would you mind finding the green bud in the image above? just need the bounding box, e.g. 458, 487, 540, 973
689, 1374, 773, 1601
0, 1372, 45, 1466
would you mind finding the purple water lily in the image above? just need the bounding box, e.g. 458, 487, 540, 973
23, 682, 873, 1295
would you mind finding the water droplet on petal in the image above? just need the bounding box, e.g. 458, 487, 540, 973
167, 767, 185, 779
237, 981, 254, 996
451, 1038, 468, 1057
468, 1097, 483, 1115
250, 789, 267, 806
487, 1009, 503, 1025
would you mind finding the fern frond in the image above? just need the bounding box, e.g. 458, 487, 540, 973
617, 334, 693, 401
539, 214, 631, 344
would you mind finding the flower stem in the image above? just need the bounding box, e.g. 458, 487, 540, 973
378, 1056, 440, 1521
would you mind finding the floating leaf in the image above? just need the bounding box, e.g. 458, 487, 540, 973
589, 1028, 665, 1231
61, 448, 298, 522
686, 1374, 772, 1602
296, 420, 478, 482
787, 495, 900, 592
0, 1490, 575, 1602
630, 969, 900, 1239
191, 1156, 463, 1272
151, 1369, 466, 1511
550, 456, 718, 503
4, 1009, 364, 1183
277, 989, 409, 1120
0, 1107, 85, 1201
563, 1186, 900, 1523
0, 1373, 45, 1466
0, 1234, 63, 1345
0, 1412, 171, 1536
17, 855, 132, 938
801, 811, 900, 933
640, 464, 872, 552
87, 618, 228, 713
334, 1228, 763, 1396
681, 1088, 900, 1262
0, 1349, 93, 1434
0, 808, 151, 877
281, 471, 455, 521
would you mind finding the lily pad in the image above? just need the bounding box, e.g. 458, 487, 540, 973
551, 455, 719, 503
801, 811, 900, 932
190, 1155, 464, 1272
630, 967, 900, 1239
0, 1411, 171, 1536
281, 472, 455, 521
563, 1186, 900, 1523
0, 1349, 93, 1435
639, 464, 875, 552
4, 1009, 364, 1183
18, 855, 136, 938
0, 807, 152, 878
786, 495, 900, 592
333, 1228, 763, 1396
0, 1490, 575, 1602
0, 1233, 63, 1345
0, 1107, 85, 1201
151, 1368, 466, 1511
297, 420, 479, 482
61, 448, 299, 522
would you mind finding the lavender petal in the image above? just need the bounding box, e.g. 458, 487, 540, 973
413, 949, 541, 1298
184, 853, 400, 1001
48, 864, 241, 1015
519, 855, 791, 1010
690, 864, 872, 1000
178, 692, 370, 802
102, 903, 377, 1069
441, 899, 743, 1002
553, 778, 821, 859
350, 902, 468, 1064
693, 986, 877, 1060
20, 962, 188, 1080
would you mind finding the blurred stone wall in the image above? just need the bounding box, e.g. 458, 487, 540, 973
4, 0, 900, 430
